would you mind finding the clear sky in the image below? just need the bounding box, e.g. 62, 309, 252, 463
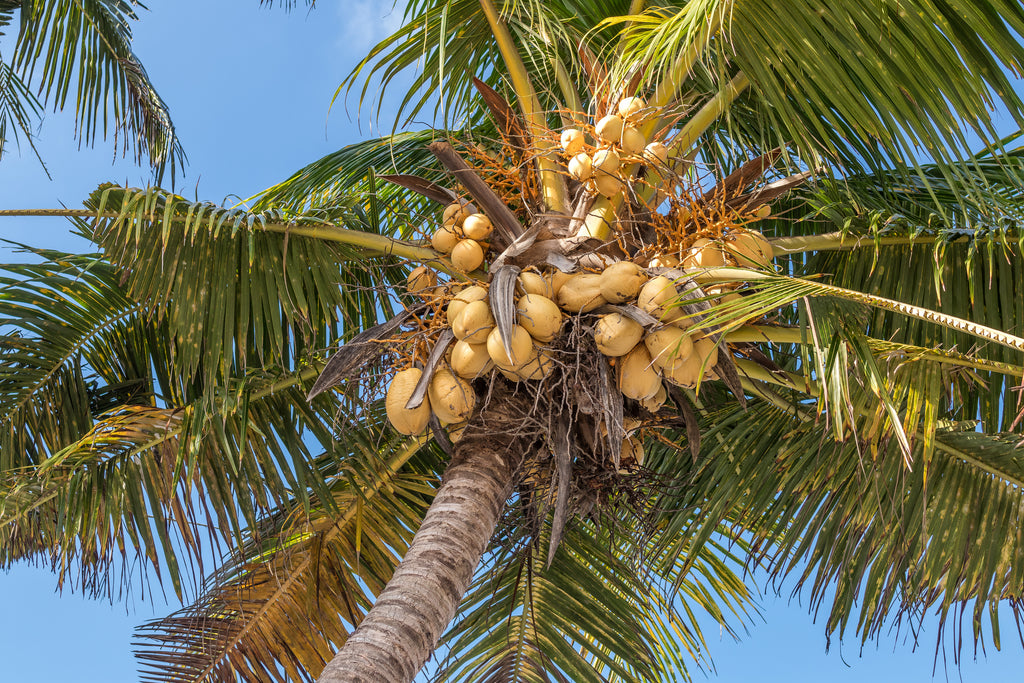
0, 2, 1022, 681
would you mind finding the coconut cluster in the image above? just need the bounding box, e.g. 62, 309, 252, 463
559, 96, 669, 198
429, 199, 493, 273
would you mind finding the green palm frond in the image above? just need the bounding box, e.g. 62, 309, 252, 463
0, 57, 44, 169
132, 431, 440, 683
673, 398, 1024, 652
436, 502, 754, 683
8, 0, 182, 178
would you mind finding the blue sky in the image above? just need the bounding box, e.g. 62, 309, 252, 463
0, 1, 1022, 681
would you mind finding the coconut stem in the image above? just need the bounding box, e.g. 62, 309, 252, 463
770, 231, 978, 255
478, 0, 568, 214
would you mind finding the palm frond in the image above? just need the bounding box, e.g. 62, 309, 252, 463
132, 431, 440, 683
10, 0, 182, 178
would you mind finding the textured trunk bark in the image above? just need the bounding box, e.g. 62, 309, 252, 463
317, 398, 526, 683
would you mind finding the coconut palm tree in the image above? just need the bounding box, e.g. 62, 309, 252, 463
0, 0, 180, 176
2, 1, 1024, 682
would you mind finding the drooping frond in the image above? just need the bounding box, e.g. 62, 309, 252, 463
9, 0, 182, 178
132, 430, 441, 683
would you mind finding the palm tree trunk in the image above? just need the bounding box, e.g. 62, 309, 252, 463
317, 396, 526, 683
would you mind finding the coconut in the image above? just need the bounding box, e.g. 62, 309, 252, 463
406, 266, 437, 297
385, 368, 431, 435
452, 239, 485, 273
637, 276, 684, 324
447, 422, 468, 442
621, 436, 645, 468
442, 200, 471, 225
594, 174, 624, 197
568, 153, 594, 182
725, 229, 773, 267
617, 96, 646, 119
516, 294, 562, 342
486, 325, 535, 371
517, 270, 553, 298
514, 346, 556, 381
594, 313, 643, 357
619, 344, 662, 400
446, 285, 488, 326
593, 148, 621, 175
663, 353, 701, 388
431, 224, 460, 253
428, 368, 476, 424
548, 270, 574, 297
595, 114, 624, 144
643, 141, 669, 166
644, 327, 694, 371
639, 383, 667, 413
619, 125, 646, 155
648, 253, 680, 268
461, 213, 493, 241
556, 273, 606, 313
560, 128, 585, 155
599, 261, 647, 303
754, 204, 772, 218
682, 238, 728, 270
692, 336, 720, 369
450, 339, 493, 378
453, 299, 495, 344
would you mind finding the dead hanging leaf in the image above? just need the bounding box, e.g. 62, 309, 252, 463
407, 328, 456, 410
668, 386, 702, 461
597, 356, 624, 467
489, 265, 520, 359
307, 310, 416, 400
472, 77, 529, 155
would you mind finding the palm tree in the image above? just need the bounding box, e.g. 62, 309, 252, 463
0, 0, 180, 177
2, 1, 1024, 682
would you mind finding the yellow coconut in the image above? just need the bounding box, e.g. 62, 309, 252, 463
682, 238, 728, 270
725, 229, 773, 268
548, 270, 574, 298
452, 239, 485, 273
406, 266, 437, 298
618, 344, 662, 400
621, 436, 645, 467
617, 96, 646, 119
619, 125, 646, 155
453, 299, 495, 344
447, 422, 468, 442
568, 153, 594, 182
385, 368, 431, 435
462, 213, 493, 241
486, 325, 536, 371
639, 383, 667, 413
446, 285, 488, 326
431, 224, 460, 253
593, 148, 621, 175
442, 200, 471, 225
518, 270, 554, 298
594, 313, 644, 357
692, 336, 720, 369
516, 294, 563, 342
594, 174, 624, 197
663, 353, 702, 388
643, 141, 668, 166
644, 327, 694, 371
648, 253, 680, 268
754, 204, 772, 218
556, 273, 606, 313
599, 261, 647, 303
595, 114, 624, 143
637, 276, 684, 324
514, 346, 556, 381
560, 128, 585, 155
428, 368, 476, 424
450, 339, 493, 378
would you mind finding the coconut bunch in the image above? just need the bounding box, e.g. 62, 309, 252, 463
559, 96, 670, 199
428, 200, 494, 273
